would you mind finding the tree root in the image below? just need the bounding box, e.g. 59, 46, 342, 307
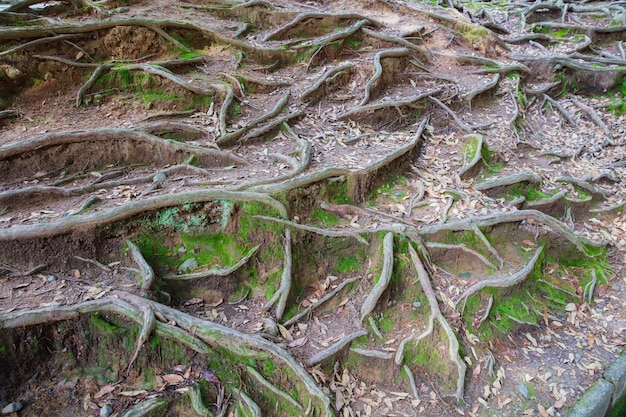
127, 304, 156, 375
0, 190, 287, 241
473, 172, 542, 192
301, 63, 354, 101
284, 277, 358, 327
306, 330, 367, 366
360, 232, 394, 321
120, 397, 168, 417
571, 98, 614, 143
275, 228, 292, 320
264, 12, 377, 41
252, 215, 368, 245
337, 89, 440, 120
188, 383, 212, 417
458, 133, 484, 179
162, 245, 260, 281
457, 246, 543, 303
395, 243, 466, 403
556, 176, 615, 199
362, 27, 428, 57
246, 365, 303, 411
360, 48, 409, 106
542, 94, 577, 127
428, 96, 473, 133
403, 364, 420, 400
126, 240, 155, 295
1, 292, 333, 415
463, 73, 499, 109
76, 63, 113, 107
425, 242, 497, 269
418, 209, 601, 253
217, 90, 291, 146
111, 63, 215, 96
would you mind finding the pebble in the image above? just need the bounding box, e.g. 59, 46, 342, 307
47, 275, 57, 282
518, 383, 529, 398
2, 402, 23, 414
99, 404, 113, 417
262, 318, 279, 336
412, 301, 422, 308
178, 258, 198, 273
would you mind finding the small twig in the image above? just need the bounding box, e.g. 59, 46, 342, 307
306, 330, 367, 366
74, 256, 112, 273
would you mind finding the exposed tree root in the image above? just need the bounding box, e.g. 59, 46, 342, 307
126, 239, 155, 295
556, 176, 615, 199
284, 277, 358, 327
252, 215, 368, 246
571, 98, 615, 143
162, 245, 260, 281
428, 96, 473, 133
76, 63, 112, 107
360, 48, 409, 106
360, 232, 394, 321
463, 73, 500, 109
301, 63, 354, 101
264, 12, 378, 41
457, 245, 544, 303
217, 91, 291, 146
126, 304, 156, 375
473, 171, 542, 192
246, 365, 304, 411
0, 190, 287, 241
338, 89, 439, 121
425, 242, 497, 269
0, 292, 333, 416
458, 133, 484, 179
274, 228, 293, 320
418, 209, 601, 252
395, 243, 466, 403
306, 330, 367, 366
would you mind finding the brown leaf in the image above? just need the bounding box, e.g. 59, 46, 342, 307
538, 404, 549, 417
162, 374, 185, 384
288, 337, 308, 348
94, 384, 116, 399
521, 240, 535, 246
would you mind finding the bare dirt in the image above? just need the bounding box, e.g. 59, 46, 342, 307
1, 0, 626, 416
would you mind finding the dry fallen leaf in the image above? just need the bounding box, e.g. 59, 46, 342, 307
94, 383, 117, 399
288, 337, 308, 348
162, 374, 185, 384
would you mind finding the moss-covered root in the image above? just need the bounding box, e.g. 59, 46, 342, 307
458, 133, 485, 179
360, 232, 394, 321
126, 239, 155, 296
126, 304, 156, 375
276, 228, 293, 320
396, 243, 467, 403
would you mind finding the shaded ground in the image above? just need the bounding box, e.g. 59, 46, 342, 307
1, 0, 626, 416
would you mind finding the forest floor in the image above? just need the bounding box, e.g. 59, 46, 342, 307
1, 0, 626, 416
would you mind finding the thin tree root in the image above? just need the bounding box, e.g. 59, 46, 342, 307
73, 255, 112, 272
424, 242, 497, 269
188, 383, 212, 417
360, 232, 394, 321
233, 389, 261, 417
76, 63, 113, 107
120, 397, 168, 417
403, 364, 420, 400
556, 176, 615, 199
428, 96, 473, 133
571, 98, 615, 143
275, 228, 292, 320
301, 63, 354, 101
406, 243, 466, 403
127, 304, 156, 375
126, 240, 155, 295
476, 295, 493, 329
463, 73, 500, 109
217, 91, 291, 146
264, 13, 377, 42
284, 277, 358, 327
306, 330, 367, 366
338, 89, 440, 120
457, 246, 544, 303
361, 48, 409, 106
162, 245, 260, 281
252, 215, 368, 245
542, 94, 577, 127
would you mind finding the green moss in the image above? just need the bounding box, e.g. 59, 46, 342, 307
262, 359, 276, 377
327, 180, 352, 204
367, 175, 408, 203
379, 316, 395, 333
311, 207, 340, 227
336, 255, 360, 273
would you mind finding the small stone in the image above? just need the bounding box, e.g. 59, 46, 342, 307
518, 383, 529, 398
178, 258, 198, 273
412, 301, 421, 308
177, 247, 187, 254
262, 318, 278, 336
153, 172, 167, 184
47, 275, 57, 282
2, 402, 23, 414
99, 404, 113, 417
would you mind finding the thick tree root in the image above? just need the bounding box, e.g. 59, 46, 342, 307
301, 63, 354, 101
474, 172, 542, 192
456, 246, 544, 303
463, 73, 500, 109
0, 190, 287, 241
246, 365, 304, 411
338, 90, 440, 121
126, 304, 156, 375
0, 292, 333, 416
360, 232, 394, 321
360, 48, 409, 106
458, 133, 484, 179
